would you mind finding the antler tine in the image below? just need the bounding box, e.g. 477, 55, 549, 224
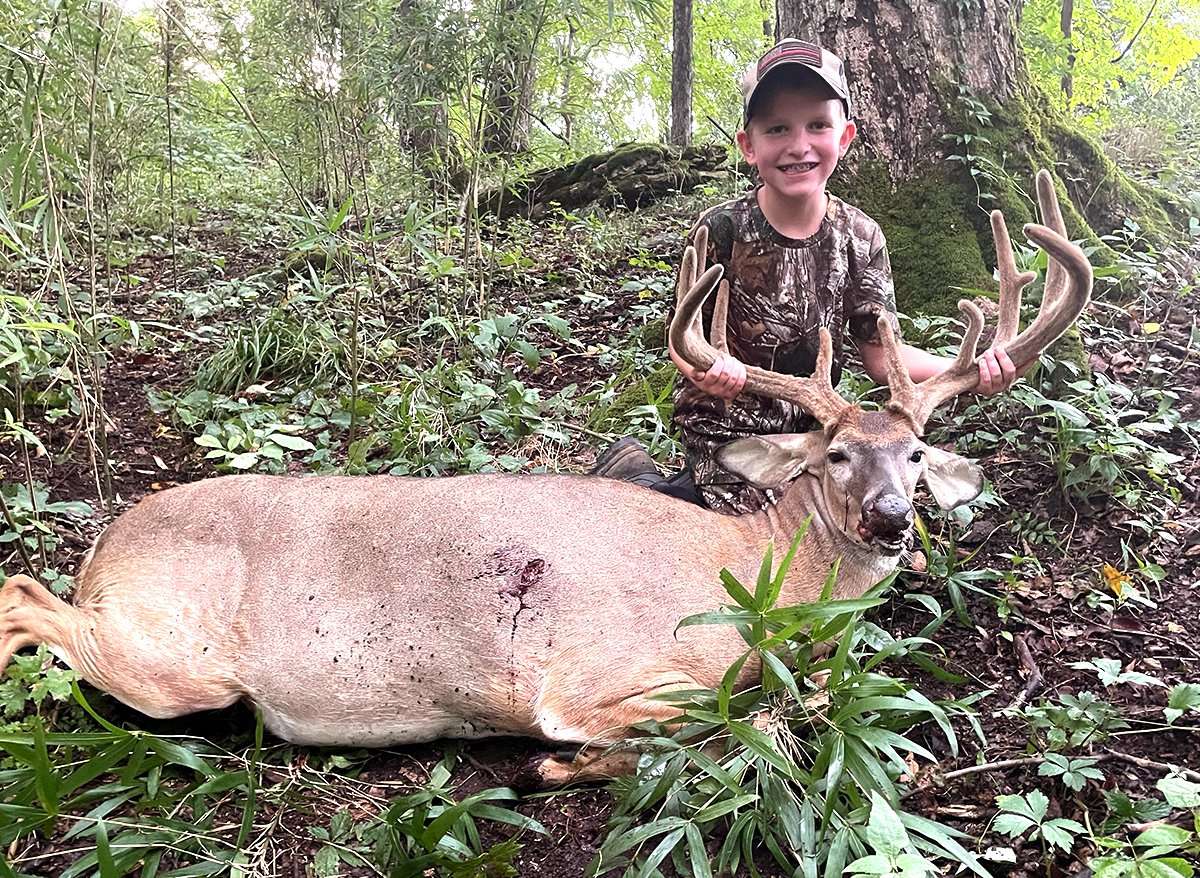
990, 209, 1037, 348
1035, 169, 1069, 312
711, 279, 731, 353
898, 170, 1092, 429
876, 315, 918, 420
676, 225, 709, 308
669, 259, 852, 425
904, 300, 987, 428
1002, 222, 1092, 368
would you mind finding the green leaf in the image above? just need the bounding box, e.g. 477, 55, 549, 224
717, 650, 750, 719
1165, 683, 1200, 723
1158, 775, 1200, 809
95, 820, 118, 878
228, 452, 259, 470
1040, 818, 1084, 852
268, 433, 315, 451
1133, 823, 1192, 850
751, 541, 775, 612
718, 569, 756, 609
691, 795, 760, 825
993, 813, 1036, 838
865, 792, 911, 859
683, 822, 713, 878
759, 648, 800, 702
845, 854, 891, 875
728, 721, 793, 776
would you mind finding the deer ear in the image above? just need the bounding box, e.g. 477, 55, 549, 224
921, 445, 984, 510
716, 433, 824, 489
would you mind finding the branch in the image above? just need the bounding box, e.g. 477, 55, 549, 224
901, 749, 1200, 801
1111, 0, 1159, 64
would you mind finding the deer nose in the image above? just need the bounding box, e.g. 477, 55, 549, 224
863, 494, 913, 537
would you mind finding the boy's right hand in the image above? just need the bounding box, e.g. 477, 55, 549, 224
669, 346, 747, 400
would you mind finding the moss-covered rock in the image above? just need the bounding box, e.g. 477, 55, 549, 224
639, 316, 667, 351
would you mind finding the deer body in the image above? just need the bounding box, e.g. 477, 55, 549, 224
10, 472, 892, 747
2, 171, 1091, 781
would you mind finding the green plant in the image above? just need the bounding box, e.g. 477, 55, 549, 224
1100, 789, 1171, 833
846, 793, 939, 878
1089, 824, 1198, 878
592, 525, 988, 878
362, 748, 544, 876
1015, 691, 1130, 751
0, 647, 78, 733
1165, 683, 1200, 725
994, 789, 1085, 856
193, 311, 345, 395
1037, 753, 1105, 792
911, 509, 1003, 625
1069, 658, 1166, 690
0, 484, 92, 584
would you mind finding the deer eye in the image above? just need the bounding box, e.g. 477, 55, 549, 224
827, 450, 847, 464
909, 449, 925, 463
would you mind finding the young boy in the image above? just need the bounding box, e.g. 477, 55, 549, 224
594, 38, 1020, 512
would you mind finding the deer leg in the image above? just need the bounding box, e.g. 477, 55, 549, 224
534, 745, 644, 786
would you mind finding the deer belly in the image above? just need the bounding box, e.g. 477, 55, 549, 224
231, 599, 545, 747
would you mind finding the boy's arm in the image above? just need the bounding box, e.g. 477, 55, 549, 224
858, 339, 1025, 396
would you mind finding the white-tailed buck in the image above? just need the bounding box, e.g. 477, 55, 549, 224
1, 171, 1089, 784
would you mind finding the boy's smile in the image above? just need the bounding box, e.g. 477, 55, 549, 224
736, 83, 856, 235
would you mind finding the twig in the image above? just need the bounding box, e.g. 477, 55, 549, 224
901, 749, 1200, 800
1111, 0, 1159, 63
1102, 748, 1200, 782
1006, 632, 1044, 710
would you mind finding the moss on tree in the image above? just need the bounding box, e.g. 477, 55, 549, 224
837, 162, 995, 317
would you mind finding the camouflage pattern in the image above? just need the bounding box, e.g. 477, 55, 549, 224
672, 189, 900, 515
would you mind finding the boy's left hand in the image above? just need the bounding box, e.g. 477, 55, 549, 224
975, 346, 1028, 395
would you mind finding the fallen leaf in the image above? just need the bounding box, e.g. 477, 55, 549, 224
1101, 563, 1130, 597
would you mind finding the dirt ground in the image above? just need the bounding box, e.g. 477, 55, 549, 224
6, 216, 1199, 877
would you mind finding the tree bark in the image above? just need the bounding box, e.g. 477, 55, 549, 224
669, 0, 693, 147
777, 0, 1022, 178
1061, 0, 1075, 103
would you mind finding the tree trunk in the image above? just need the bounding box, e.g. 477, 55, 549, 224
481, 0, 543, 154
775, 0, 1180, 313
777, 0, 1021, 178
1060, 0, 1075, 103
669, 0, 693, 147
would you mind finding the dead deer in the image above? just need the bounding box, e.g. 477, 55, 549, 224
1, 171, 1089, 784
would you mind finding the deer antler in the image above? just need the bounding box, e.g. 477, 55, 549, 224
669, 235, 853, 427
881, 169, 1092, 430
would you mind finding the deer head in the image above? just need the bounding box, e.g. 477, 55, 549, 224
670, 170, 1093, 555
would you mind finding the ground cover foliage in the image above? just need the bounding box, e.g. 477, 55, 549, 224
1, 176, 1198, 876
3, 0, 1200, 875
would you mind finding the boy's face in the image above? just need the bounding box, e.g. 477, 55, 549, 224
736, 84, 856, 208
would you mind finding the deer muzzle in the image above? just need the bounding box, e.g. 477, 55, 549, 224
857, 493, 913, 553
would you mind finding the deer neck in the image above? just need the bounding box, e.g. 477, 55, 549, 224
753, 473, 900, 602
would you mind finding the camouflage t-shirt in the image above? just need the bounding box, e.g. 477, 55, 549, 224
673, 188, 900, 514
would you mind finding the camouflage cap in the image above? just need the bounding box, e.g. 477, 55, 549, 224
742, 38, 852, 121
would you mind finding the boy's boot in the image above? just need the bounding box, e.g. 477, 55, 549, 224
591, 437, 659, 481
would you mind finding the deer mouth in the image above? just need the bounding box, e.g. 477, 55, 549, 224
855, 521, 910, 556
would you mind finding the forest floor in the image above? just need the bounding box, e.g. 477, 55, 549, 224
3, 190, 1200, 877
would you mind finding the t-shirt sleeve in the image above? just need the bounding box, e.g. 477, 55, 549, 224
846, 223, 900, 344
